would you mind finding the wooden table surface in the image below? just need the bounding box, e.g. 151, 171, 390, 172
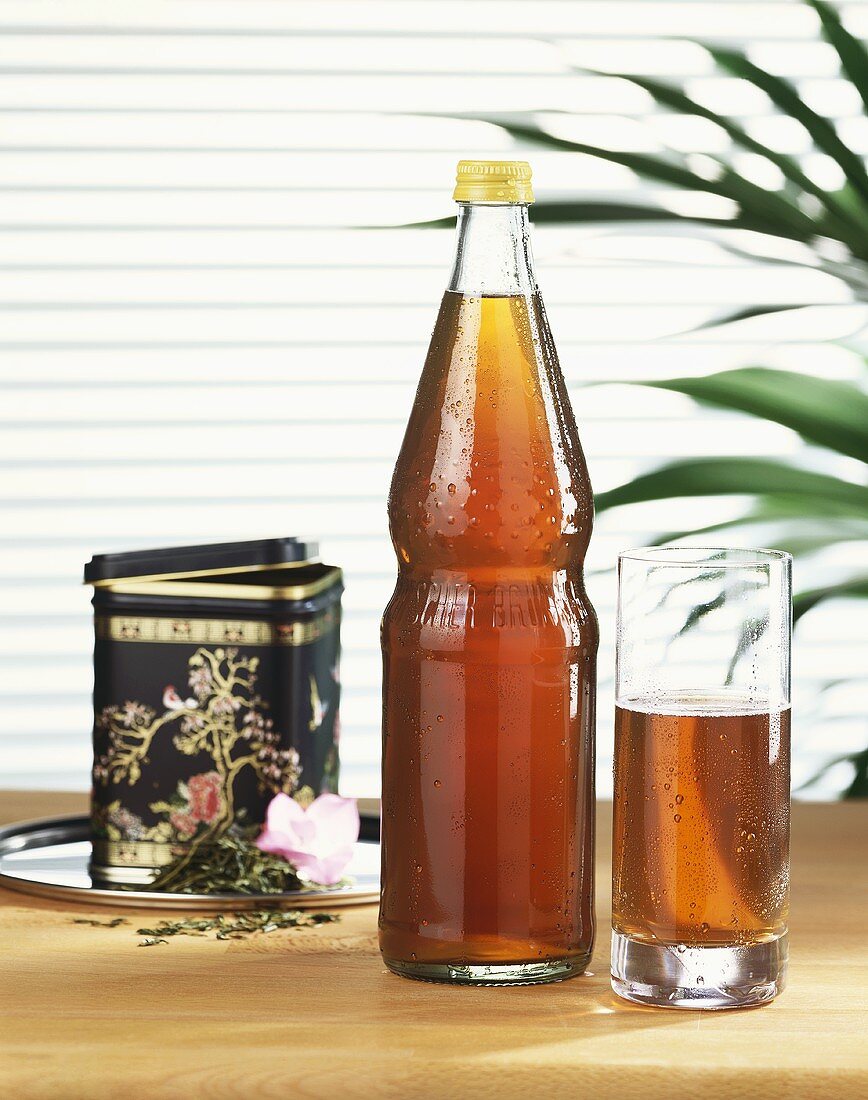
0, 791, 866, 1099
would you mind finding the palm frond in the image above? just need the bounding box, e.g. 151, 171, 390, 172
708, 45, 868, 205
808, 0, 868, 118
590, 69, 867, 244
797, 747, 868, 796
594, 457, 868, 514
793, 574, 868, 621
643, 367, 868, 462
410, 200, 731, 231
653, 511, 868, 549
686, 304, 815, 331
479, 116, 823, 243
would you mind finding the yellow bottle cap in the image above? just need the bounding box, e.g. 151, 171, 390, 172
452, 160, 534, 204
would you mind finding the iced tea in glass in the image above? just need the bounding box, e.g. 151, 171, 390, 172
612, 547, 791, 1008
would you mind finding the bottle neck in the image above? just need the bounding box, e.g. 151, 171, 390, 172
447, 203, 536, 297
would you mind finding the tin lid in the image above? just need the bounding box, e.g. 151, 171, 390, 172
84, 537, 319, 587
97, 564, 342, 604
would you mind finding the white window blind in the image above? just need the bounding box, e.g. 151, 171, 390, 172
1, 0, 866, 798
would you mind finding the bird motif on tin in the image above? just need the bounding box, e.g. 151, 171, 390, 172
163, 685, 197, 711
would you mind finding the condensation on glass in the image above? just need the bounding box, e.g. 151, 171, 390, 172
612, 547, 792, 1009
379, 163, 598, 985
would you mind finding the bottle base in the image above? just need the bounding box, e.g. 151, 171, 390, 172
610, 929, 787, 1010
384, 952, 591, 987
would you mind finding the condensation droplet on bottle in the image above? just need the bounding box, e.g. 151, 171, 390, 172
674, 814, 681, 823
675, 794, 684, 805
433, 779, 441, 789
447, 483, 456, 494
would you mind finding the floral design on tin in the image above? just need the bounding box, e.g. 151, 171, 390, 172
92, 646, 302, 846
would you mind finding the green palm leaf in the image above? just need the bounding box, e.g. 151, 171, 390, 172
808, 0, 868, 117
643, 367, 868, 462
594, 457, 868, 514
529, 201, 721, 226
482, 117, 822, 242
654, 510, 868, 548
845, 752, 868, 797
596, 70, 866, 242
798, 748, 868, 796
687, 304, 815, 331
709, 45, 868, 204
411, 200, 740, 231
793, 575, 868, 621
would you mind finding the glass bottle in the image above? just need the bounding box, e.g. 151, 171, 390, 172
380, 161, 598, 985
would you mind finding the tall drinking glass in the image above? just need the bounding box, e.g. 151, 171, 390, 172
612, 548, 792, 1009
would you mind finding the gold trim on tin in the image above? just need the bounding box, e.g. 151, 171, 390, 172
95, 606, 339, 647
92, 838, 175, 873
100, 566, 342, 603
87, 557, 320, 588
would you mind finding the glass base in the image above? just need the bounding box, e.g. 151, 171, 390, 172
384, 952, 591, 987
611, 930, 787, 1010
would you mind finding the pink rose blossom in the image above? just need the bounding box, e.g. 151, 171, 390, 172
256, 792, 359, 885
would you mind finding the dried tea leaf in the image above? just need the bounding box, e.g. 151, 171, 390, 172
133, 909, 339, 944
143, 827, 305, 896
72, 917, 128, 927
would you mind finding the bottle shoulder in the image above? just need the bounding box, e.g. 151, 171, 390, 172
389, 290, 593, 569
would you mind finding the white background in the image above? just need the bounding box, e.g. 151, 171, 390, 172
0, 0, 866, 798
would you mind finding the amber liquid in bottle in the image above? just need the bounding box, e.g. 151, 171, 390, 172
613, 697, 791, 947
380, 197, 597, 984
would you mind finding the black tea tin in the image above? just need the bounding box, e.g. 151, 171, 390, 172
85, 538, 342, 885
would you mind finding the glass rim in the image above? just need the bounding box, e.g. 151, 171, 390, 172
618, 545, 792, 568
